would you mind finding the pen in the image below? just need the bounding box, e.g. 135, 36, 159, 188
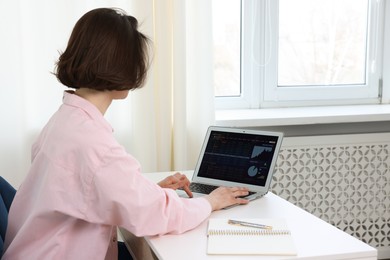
228, 219, 273, 230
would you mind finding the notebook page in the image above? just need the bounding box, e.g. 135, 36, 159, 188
207, 218, 297, 255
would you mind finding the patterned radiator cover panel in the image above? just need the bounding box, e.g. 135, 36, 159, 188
270, 133, 390, 258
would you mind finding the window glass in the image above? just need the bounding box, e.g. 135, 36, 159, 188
212, 0, 241, 97
278, 0, 368, 87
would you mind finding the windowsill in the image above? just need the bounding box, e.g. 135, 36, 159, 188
215, 104, 390, 127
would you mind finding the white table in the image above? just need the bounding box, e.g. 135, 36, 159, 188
120, 171, 377, 260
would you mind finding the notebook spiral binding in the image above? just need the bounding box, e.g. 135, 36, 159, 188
208, 229, 291, 236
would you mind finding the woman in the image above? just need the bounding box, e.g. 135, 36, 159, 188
3, 8, 249, 260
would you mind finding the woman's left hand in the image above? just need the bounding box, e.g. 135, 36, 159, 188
158, 172, 193, 198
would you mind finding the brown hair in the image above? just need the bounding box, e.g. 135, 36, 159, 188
55, 8, 150, 91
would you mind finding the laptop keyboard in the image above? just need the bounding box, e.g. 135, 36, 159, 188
189, 182, 219, 194
180, 182, 256, 198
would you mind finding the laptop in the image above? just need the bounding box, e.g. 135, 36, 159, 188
178, 126, 284, 201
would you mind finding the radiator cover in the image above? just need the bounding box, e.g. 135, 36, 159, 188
271, 133, 390, 259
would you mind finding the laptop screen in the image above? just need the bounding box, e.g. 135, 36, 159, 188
196, 130, 281, 187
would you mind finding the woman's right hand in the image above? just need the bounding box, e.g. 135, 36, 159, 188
204, 186, 250, 211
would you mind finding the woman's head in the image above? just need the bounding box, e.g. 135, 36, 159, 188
55, 8, 150, 91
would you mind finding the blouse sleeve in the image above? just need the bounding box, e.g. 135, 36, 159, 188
84, 145, 212, 237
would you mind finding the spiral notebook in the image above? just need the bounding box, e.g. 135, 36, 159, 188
207, 218, 297, 255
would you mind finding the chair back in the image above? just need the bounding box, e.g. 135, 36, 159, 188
0, 176, 16, 256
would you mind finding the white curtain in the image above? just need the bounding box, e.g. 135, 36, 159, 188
0, 0, 214, 187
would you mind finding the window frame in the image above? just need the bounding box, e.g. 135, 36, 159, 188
215, 0, 387, 110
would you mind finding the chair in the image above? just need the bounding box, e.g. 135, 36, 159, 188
0, 176, 16, 256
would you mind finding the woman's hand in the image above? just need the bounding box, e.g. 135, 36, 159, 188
158, 172, 193, 198
205, 186, 250, 211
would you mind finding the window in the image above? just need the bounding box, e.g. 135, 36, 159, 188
213, 0, 385, 109
212, 0, 241, 97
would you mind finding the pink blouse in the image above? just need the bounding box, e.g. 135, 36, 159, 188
3, 91, 211, 260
